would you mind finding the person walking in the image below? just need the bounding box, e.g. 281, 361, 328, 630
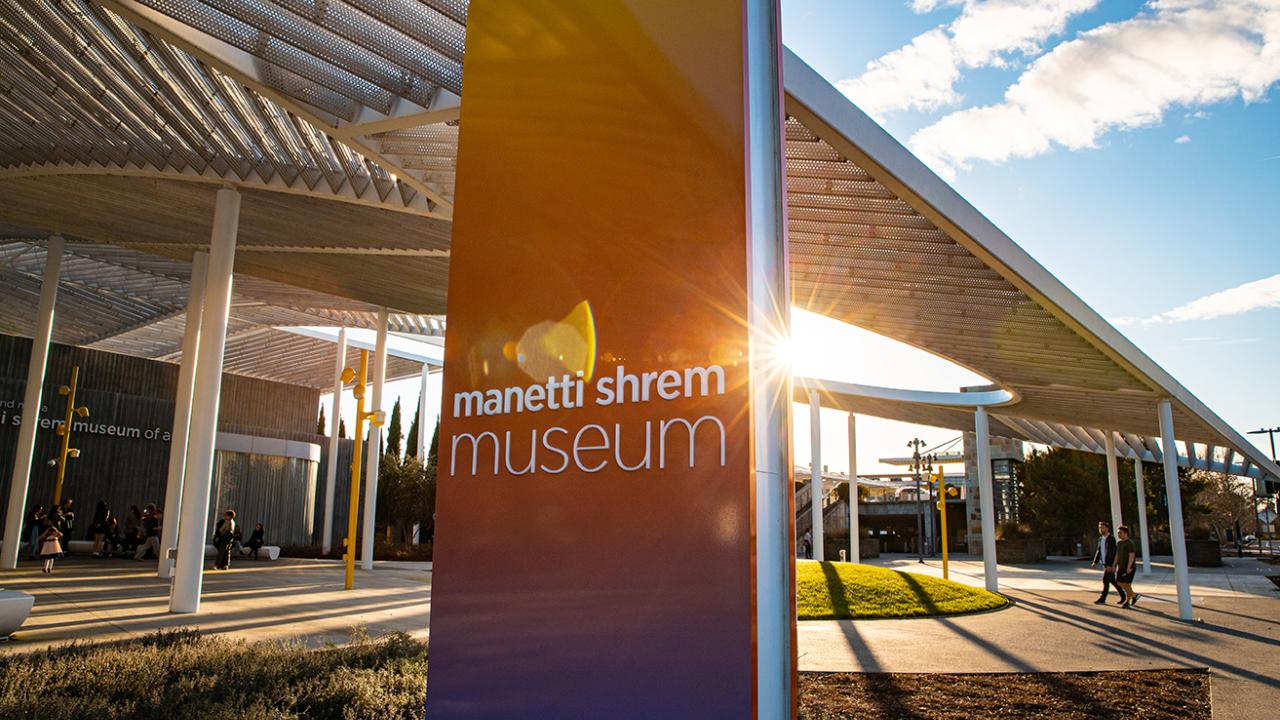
133, 504, 161, 560
1114, 525, 1139, 608
38, 521, 63, 574
212, 510, 237, 570
1091, 520, 1126, 605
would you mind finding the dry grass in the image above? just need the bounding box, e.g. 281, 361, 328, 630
0, 629, 426, 720
799, 669, 1211, 719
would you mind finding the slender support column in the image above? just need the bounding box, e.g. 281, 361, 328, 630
360, 309, 389, 570
321, 328, 348, 554
417, 363, 430, 460
1134, 458, 1152, 575
745, 1, 793, 713
847, 412, 859, 564
975, 406, 999, 593
158, 251, 207, 579
1104, 431, 1123, 534
170, 188, 239, 614
1, 236, 64, 570
1158, 400, 1193, 620
808, 390, 823, 561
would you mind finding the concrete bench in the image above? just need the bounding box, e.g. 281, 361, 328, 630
0, 589, 34, 639
57, 540, 280, 561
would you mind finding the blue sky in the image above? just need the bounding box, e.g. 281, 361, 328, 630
781, 0, 1280, 466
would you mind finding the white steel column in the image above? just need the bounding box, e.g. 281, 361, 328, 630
975, 406, 998, 593
1134, 458, 1151, 576
1104, 431, 1123, 535
808, 390, 823, 561
847, 412, 859, 564
360, 308, 389, 570
746, 0, 792, 713
321, 328, 348, 554
417, 363, 430, 460
158, 251, 207, 579
170, 187, 239, 614
1158, 400, 1192, 620
1, 236, 64, 570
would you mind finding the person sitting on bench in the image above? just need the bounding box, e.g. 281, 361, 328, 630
245, 523, 265, 560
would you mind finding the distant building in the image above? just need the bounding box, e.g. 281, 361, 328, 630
962, 433, 1025, 550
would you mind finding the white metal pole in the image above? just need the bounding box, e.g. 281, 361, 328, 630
1158, 399, 1193, 620
170, 187, 239, 614
321, 327, 347, 555
158, 251, 207, 579
417, 362, 430, 460
975, 406, 999, 593
1134, 457, 1152, 576
746, 0, 792, 713
1104, 431, 1123, 535
808, 390, 823, 562
847, 412, 859, 564
1, 235, 63, 570
360, 308, 389, 570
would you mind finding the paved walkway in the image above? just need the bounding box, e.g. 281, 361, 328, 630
802, 555, 1280, 719
1, 554, 1276, 718
0, 557, 431, 652
863, 553, 1280, 597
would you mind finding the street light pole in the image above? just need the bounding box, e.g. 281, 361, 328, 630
52, 365, 90, 506
908, 439, 927, 563
1247, 427, 1278, 463
1248, 427, 1279, 547
341, 350, 385, 591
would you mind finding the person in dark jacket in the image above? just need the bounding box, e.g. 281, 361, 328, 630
1091, 521, 1126, 605
213, 510, 237, 570
25, 505, 45, 560
245, 523, 265, 560
90, 500, 111, 557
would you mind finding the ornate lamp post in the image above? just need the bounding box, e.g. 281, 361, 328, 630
52, 365, 90, 505
341, 350, 385, 590
907, 439, 934, 563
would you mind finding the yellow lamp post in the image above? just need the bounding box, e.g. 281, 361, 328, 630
342, 350, 384, 590
934, 467, 958, 580
52, 365, 90, 505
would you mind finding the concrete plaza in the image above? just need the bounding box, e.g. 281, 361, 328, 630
0, 553, 1275, 719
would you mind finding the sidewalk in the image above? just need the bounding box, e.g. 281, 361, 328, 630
800, 557, 1280, 720
0, 557, 430, 653
864, 553, 1278, 597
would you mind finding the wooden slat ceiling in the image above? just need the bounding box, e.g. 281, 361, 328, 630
0, 176, 451, 313
782, 115, 1224, 449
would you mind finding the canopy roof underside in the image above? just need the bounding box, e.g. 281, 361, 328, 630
0, 1, 1273, 481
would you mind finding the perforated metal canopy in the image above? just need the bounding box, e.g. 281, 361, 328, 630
0, 1, 1274, 482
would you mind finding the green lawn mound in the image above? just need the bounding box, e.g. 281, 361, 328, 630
797, 560, 1006, 620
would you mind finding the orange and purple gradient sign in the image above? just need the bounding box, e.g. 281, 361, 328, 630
426, 2, 765, 716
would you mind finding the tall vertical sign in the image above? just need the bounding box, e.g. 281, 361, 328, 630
427, 1, 792, 717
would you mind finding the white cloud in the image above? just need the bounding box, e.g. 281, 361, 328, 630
1175, 134, 1192, 143
837, 1, 1100, 119
1112, 273, 1280, 326
911, 0, 1280, 177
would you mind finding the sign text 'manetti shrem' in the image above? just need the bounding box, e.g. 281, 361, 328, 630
447, 364, 728, 477
426, 1, 779, 717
